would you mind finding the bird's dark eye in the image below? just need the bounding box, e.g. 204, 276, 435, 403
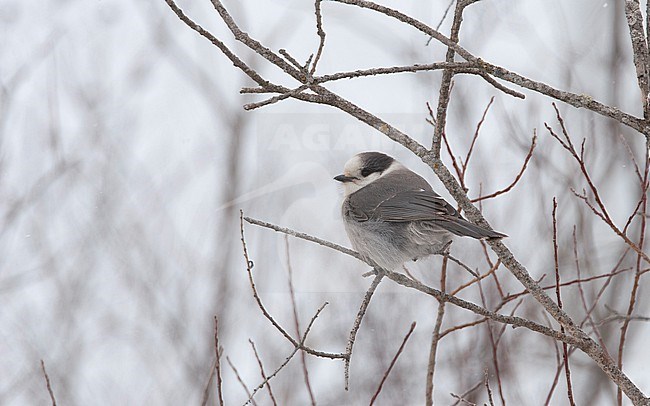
361, 168, 374, 177
360, 154, 394, 177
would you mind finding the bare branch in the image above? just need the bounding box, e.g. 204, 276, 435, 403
284, 237, 316, 405
314, 62, 472, 83
243, 85, 309, 111
471, 131, 537, 203
345, 272, 385, 390
616, 141, 649, 405
552, 199, 576, 406
476, 274, 506, 405
244, 215, 361, 261
249, 340, 277, 406
484, 367, 495, 406
226, 357, 257, 406
214, 318, 225, 406
369, 321, 417, 405
40, 360, 57, 406
545, 106, 650, 265
461, 97, 495, 175
244, 303, 329, 406
279, 49, 305, 71
426, 259, 447, 406
451, 260, 501, 296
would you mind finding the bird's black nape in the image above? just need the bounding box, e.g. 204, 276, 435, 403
358, 152, 394, 177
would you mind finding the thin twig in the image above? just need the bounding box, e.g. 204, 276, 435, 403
279, 49, 305, 71
616, 135, 650, 405
209, 0, 305, 83
471, 130, 537, 202
450, 393, 478, 406
434, 0, 456, 31
244, 303, 329, 406
552, 199, 576, 406
426, 258, 447, 406
345, 272, 385, 390
476, 273, 506, 405
369, 321, 417, 405
484, 367, 495, 406
461, 97, 495, 176
215, 318, 225, 406
202, 359, 217, 406
446, 254, 480, 278
501, 266, 634, 305
543, 311, 564, 406
572, 226, 607, 350
244, 215, 361, 260
440, 317, 488, 339
450, 380, 484, 406
599, 308, 650, 326
243, 85, 309, 111
546, 104, 650, 265
226, 357, 257, 406
249, 340, 277, 406
440, 122, 465, 190
314, 62, 471, 83
40, 360, 57, 406
451, 259, 501, 295
284, 237, 316, 405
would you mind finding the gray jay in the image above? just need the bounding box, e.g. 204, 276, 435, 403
334, 152, 506, 271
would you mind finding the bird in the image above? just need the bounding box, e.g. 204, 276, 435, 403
334, 151, 506, 271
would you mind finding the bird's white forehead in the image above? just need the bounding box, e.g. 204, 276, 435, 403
343, 155, 364, 175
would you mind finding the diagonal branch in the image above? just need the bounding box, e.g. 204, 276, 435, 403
345, 272, 385, 390
369, 321, 417, 405
40, 360, 57, 406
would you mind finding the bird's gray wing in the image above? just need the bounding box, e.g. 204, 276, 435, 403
371, 190, 456, 220
372, 190, 505, 239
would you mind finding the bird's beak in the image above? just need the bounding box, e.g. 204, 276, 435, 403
334, 174, 355, 183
